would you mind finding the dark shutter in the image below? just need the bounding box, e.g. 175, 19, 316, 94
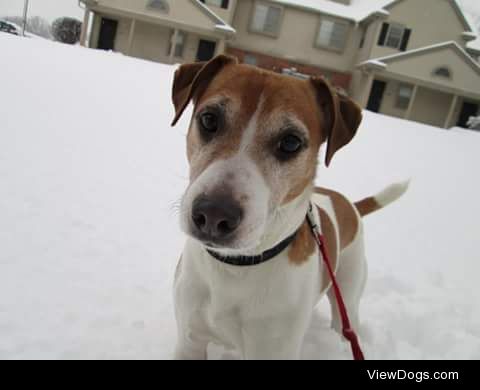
222, 0, 230, 8
400, 28, 411, 51
378, 23, 389, 46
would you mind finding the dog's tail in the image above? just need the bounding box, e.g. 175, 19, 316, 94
355, 180, 410, 217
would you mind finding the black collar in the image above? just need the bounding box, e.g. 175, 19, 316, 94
206, 230, 299, 267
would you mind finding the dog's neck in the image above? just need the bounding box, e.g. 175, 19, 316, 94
259, 187, 313, 252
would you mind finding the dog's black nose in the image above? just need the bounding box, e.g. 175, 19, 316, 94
192, 195, 243, 240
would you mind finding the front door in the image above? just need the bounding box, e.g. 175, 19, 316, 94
98, 18, 118, 51
457, 101, 479, 128
367, 80, 387, 113
196, 40, 216, 62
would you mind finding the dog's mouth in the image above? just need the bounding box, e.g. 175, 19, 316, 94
185, 225, 263, 254
190, 232, 243, 251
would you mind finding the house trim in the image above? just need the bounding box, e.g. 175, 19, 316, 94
358, 41, 480, 76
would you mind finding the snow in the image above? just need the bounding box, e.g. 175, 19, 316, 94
1, 33, 480, 360
359, 41, 480, 73
271, 0, 396, 22
214, 24, 236, 34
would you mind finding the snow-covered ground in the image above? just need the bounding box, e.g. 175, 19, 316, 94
1, 33, 480, 360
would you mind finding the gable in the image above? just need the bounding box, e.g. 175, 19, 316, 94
381, 44, 480, 95
93, 0, 226, 32
386, 0, 474, 32
385, 0, 470, 47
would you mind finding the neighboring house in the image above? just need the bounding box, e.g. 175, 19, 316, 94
79, 0, 480, 129
79, 0, 236, 64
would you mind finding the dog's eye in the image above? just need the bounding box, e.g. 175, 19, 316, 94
276, 134, 304, 160
199, 112, 219, 134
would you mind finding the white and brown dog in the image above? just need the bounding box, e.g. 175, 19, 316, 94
171, 55, 408, 360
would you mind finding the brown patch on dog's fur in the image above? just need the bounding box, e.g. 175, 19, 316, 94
354, 196, 381, 217
174, 58, 362, 212
318, 207, 339, 290
186, 65, 266, 181
186, 64, 327, 201
253, 75, 325, 205
315, 187, 359, 250
288, 221, 316, 265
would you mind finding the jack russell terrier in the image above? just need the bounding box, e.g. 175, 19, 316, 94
171, 55, 408, 360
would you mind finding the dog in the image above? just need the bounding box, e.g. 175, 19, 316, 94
171, 55, 408, 360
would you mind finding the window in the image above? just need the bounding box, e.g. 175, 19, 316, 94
251, 3, 282, 36
316, 19, 349, 51
396, 84, 413, 110
433, 67, 452, 79
147, 0, 169, 12
386, 24, 404, 48
378, 23, 411, 51
199, 0, 230, 9
244, 54, 257, 66
168, 30, 187, 58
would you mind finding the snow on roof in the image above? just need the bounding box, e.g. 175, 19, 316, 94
192, 0, 235, 35
270, 0, 396, 22
359, 41, 480, 73
214, 24, 236, 34
467, 38, 480, 53
271, 0, 478, 36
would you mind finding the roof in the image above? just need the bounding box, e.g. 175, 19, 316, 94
192, 0, 236, 35
270, 0, 395, 22
358, 41, 480, 75
271, 0, 478, 34
80, 0, 236, 36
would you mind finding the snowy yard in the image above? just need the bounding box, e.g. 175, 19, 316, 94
1, 33, 479, 360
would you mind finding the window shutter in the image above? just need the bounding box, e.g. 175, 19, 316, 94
222, 0, 229, 8
378, 23, 389, 46
400, 28, 411, 51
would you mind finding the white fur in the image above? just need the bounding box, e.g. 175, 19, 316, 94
375, 180, 410, 208
180, 100, 271, 253
174, 195, 368, 360
175, 96, 370, 360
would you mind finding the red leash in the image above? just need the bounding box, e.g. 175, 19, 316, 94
308, 205, 365, 361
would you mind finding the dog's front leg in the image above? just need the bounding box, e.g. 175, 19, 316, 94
174, 330, 208, 360
241, 312, 311, 360
173, 259, 210, 360
174, 303, 210, 360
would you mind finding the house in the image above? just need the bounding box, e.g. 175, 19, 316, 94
79, 0, 236, 64
79, 0, 480, 129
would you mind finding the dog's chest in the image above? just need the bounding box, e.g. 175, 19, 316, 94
177, 240, 322, 349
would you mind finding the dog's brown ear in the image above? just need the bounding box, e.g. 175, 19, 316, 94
310, 77, 362, 167
171, 55, 238, 126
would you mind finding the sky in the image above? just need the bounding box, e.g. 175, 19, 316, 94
0, 0, 478, 26
0, 0, 84, 22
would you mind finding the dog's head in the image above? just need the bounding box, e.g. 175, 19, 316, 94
171, 55, 362, 253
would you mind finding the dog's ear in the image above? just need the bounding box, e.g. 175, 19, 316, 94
310, 77, 362, 167
171, 55, 238, 126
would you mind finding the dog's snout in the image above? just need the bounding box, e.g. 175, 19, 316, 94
192, 195, 243, 241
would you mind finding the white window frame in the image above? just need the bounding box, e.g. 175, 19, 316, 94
249, 1, 284, 38
315, 17, 350, 53
396, 83, 414, 110
385, 23, 407, 50
168, 30, 187, 58
202, 0, 227, 9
